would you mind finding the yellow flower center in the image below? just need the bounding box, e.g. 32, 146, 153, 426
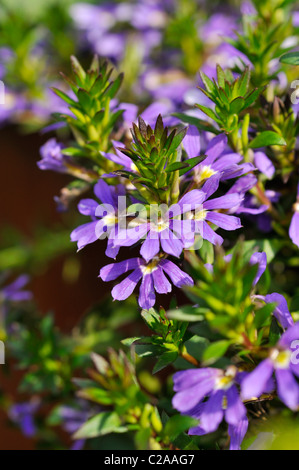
194, 165, 217, 184
270, 349, 291, 369
293, 202, 299, 213
141, 258, 160, 275
215, 366, 237, 391
102, 214, 117, 227
194, 209, 207, 221
151, 219, 169, 233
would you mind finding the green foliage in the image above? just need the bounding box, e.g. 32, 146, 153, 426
54, 56, 124, 168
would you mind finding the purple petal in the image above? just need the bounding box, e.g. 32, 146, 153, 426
140, 232, 160, 262
276, 368, 299, 411
183, 125, 201, 158
250, 251, 267, 286
78, 199, 98, 216
201, 174, 220, 199
204, 193, 242, 211
105, 236, 120, 259
290, 212, 299, 248
173, 368, 220, 392
160, 229, 183, 258
228, 416, 248, 451
241, 359, 274, 399
114, 224, 149, 247
199, 221, 223, 245
111, 269, 143, 301
254, 152, 275, 179
205, 212, 242, 230
199, 390, 225, 433
70, 221, 98, 250
3, 275, 30, 294
175, 190, 206, 214
225, 385, 246, 426
152, 267, 172, 294
99, 258, 144, 281
213, 153, 242, 170
159, 259, 194, 288
205, 134, 228, 165
265, 293, 294, 329
94, 180, 116, 207
138, 274, 156, 309
279, 322, 299, 349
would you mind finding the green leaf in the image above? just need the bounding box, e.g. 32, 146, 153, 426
269, 317, 281, 346
51, 87, 77, 106
249, 131, 286, 149
179, 155, 205, 176
280, 52, 299, 65
103, 73, 124, 100
172, 113, 220, 134
163, 415, 198, 441
141, 309, 161, 332
202, 340, 232, 365
253, 303, 276, 329
153, 351, 178, 374
73, 412, 127, 439
167, 306, 206, 322
165, 161, 189, 173
195, 105, 221, 123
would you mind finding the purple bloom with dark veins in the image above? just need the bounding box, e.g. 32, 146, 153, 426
289, 184, 299, 248
184, 132, 254, 184
9, 401, 40, 437
71, 180, 125, 258
1, 275, 32, 302
99, 256, 193, 309
172, 366, 247, 450
241, 322, 299, 410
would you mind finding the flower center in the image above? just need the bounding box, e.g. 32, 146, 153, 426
293, 202, 299, 213
102, 214, 117, 227
194, 209, 207, 221
194, 165, 217, 183
151, 218, 169, 233
141, 258, 160, 275
214, 366, 237, 391
270, 348, 291, 369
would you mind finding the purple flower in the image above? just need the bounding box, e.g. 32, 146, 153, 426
172, 366, 247, 447
184, 133, 254, 184
99, 256, 193, 309
9, 401, 40, 437
71, 180, 125, 258
289, 185, 299, 248
241, 322, 299, 410
254, 152, 275, 179
185, 175, 243, 246
113, 175, 242, 260
1, 275, 32, 302
38, 138, 66, 173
